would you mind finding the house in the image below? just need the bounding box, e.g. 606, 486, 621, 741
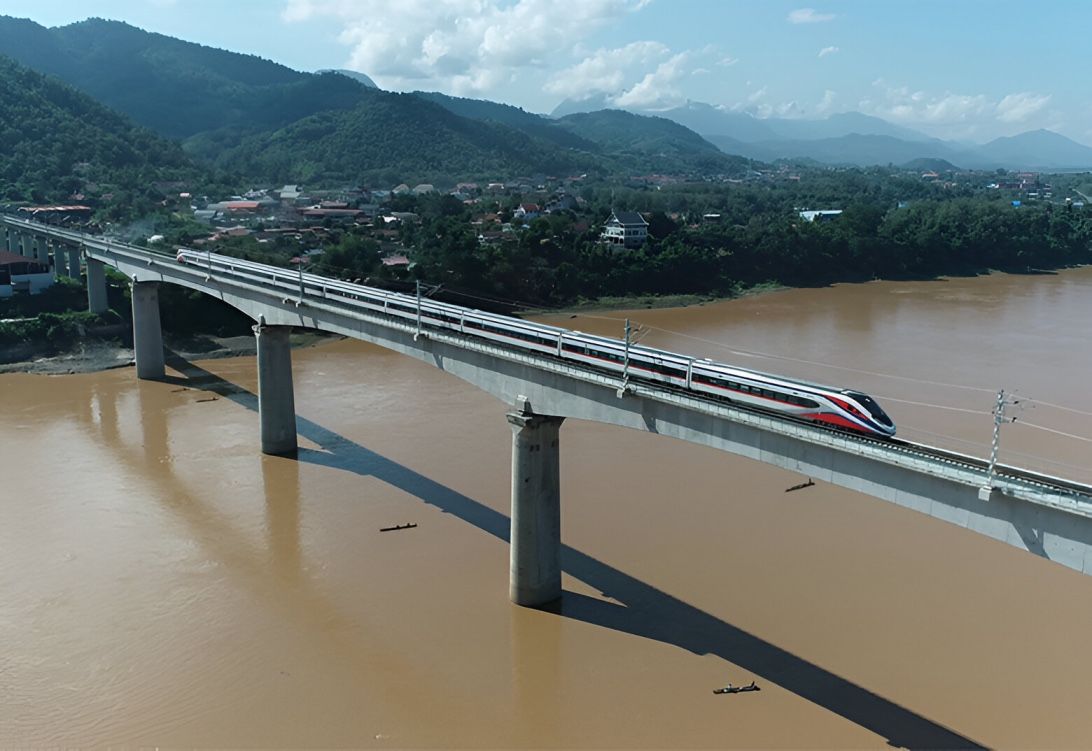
411, 184, 436, 195
545, 193, 577, 213
600, 210, 648, 249
513, 203, 541, 221
0, 251, 53, 296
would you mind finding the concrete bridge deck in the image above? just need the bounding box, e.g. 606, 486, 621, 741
5, 215, 1092, 598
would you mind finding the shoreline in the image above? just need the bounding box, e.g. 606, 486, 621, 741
0, 331, 337, 376
519, 282, 789, 317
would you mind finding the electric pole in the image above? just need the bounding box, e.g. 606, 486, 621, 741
982, 388, 1020, 498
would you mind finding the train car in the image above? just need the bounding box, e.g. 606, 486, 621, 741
559, 331, 690, 388
689, 360, 895, 437
174, 248, 895, 437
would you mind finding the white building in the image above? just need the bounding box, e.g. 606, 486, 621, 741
0, 251, 53, 296
600, 210, 648, 249
798, 209, 843, 223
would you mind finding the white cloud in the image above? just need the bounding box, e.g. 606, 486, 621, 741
815, 89, 837, 115
613, 52, 690, 109
818, 45, 839, 58
788, 8, 835, 24
546, 43, 731, 109
862, 82, 990, 125
996, 92, 1051, 123
545, 41, 669, 99
858, 81, 1061, 139
732, 85, 802, 118
282, 0, 648, 94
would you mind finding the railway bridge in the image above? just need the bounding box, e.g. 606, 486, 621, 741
5, 215, 1092, 605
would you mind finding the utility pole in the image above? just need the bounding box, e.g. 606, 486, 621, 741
622, 317, 632, 389
981, 389, 1020, 500
297, 260, 305, 304
415, 279, 423, 340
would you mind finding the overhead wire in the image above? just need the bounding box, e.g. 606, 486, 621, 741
251, 252, 1092, 445
569, 312, 999, 395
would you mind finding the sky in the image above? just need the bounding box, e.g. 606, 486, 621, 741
3, 0, 1090, 144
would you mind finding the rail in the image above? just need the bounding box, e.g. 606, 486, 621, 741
5, 214, 1092, 516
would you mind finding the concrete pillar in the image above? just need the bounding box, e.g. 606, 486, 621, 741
255, 324, 297, 456
130, 280, 165, 380
51, 241, 65, 279
13, 231, 24, 256
34, 235, 49, 266
507, 405, 565, 607
86, 258, 108, 314
67, 245, 81, 279
1, 226, 8, 253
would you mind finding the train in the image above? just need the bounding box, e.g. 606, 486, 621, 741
176, 248, 896, 438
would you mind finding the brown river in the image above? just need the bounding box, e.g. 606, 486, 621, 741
3, 269, 1092, 747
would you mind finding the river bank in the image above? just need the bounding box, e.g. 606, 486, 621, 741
0, 331, 336, 375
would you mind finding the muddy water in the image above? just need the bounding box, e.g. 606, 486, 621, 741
3, 269, 1092, 747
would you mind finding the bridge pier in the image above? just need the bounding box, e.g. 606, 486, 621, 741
52, 240, 66, 279
67, 245, 81, 279
86, 258, 108, 314
255, 323, 298, 456
2, 226, 9, 253
34, 235, 49, 266
131, 280, 165, 380
507, 402, 565, 607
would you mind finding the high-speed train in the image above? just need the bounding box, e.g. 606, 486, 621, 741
177, 248, 896, 437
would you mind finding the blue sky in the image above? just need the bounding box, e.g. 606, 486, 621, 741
4, 0, 1089, 144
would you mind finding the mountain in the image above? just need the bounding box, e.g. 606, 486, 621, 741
319, 69, 379, 88
554, 110, 749, 173
412, 91, 596, 150
0, 55, 199, 203
976, 129, 1092, 170
210, 89, 601, 183
0, 17, 372, 139
549, 92, 1092, 169
550, 94, 614, 119
764, 112, 936, 143
705, 133, 971, 168
901, 158, 960, 172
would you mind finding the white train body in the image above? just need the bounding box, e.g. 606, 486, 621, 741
176, 248, 896, 437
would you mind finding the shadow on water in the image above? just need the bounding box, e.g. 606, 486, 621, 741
162, 351, 984, 750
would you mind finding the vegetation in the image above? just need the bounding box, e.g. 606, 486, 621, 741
275, 182, 1092, 311
0, 55, 204, 208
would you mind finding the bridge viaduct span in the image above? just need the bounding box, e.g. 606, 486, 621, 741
5, 215, 1092, 605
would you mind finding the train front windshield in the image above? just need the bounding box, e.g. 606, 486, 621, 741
846, 392, 893, 426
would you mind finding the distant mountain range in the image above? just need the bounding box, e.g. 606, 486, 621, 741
2, 13, 1090, 184
0, 16, 748, 184
552, 98, 1092, 171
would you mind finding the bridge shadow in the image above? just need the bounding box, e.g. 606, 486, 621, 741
162, 351, 984, 750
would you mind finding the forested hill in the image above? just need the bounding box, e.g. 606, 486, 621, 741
210, 89, 603, 184
412, 91, 596, 151
0, 55, 202, 206
555, 110, 750, 174
0, 16, 370, 139
0, 16, 756, 182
